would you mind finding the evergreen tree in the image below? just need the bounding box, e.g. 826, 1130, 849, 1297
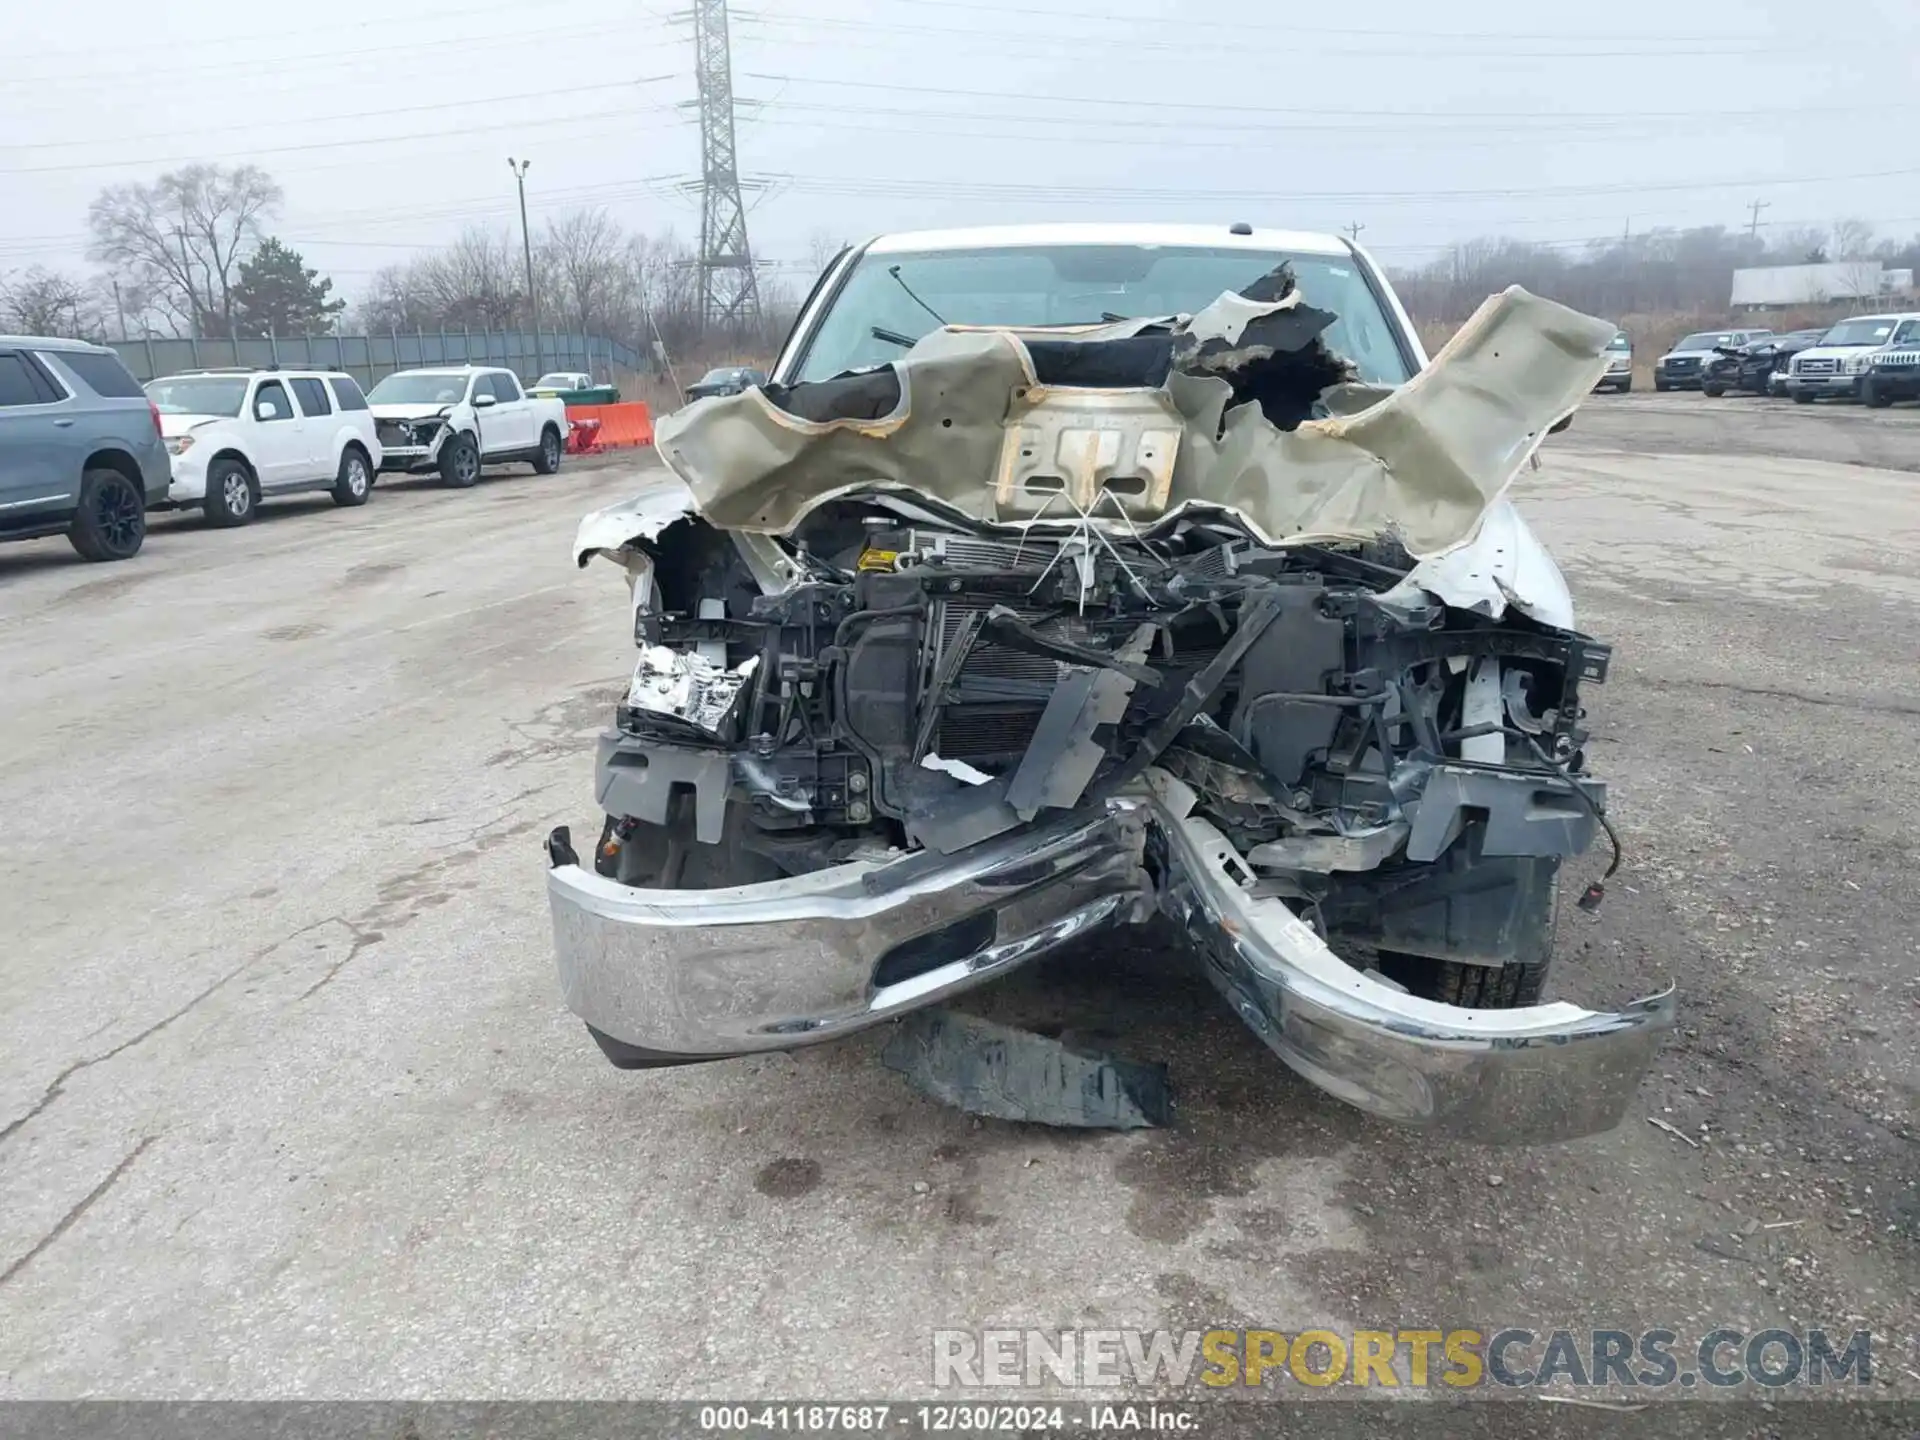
231, 237, 345, 337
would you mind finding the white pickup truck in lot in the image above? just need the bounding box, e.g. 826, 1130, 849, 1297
367, 366, 567, 487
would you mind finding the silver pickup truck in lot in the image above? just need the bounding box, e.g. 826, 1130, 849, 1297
544, 224, 1672, 1143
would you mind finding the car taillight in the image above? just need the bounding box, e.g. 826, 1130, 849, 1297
148, 400, 163, 435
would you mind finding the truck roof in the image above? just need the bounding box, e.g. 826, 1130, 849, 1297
0, 334, 118, 353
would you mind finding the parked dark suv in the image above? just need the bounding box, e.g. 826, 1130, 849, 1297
0, 337, 170, 561
685, 366, 768, 402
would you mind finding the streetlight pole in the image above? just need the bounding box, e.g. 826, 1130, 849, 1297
508, 157, 541, 377
174, 226, 197, 339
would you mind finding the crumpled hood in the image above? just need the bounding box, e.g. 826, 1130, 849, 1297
158, 413, 226, 437
652, 282, 1615, 558
370, 403, 453, 421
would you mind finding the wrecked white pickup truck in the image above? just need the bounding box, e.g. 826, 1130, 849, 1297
545, 224, 1673, 1143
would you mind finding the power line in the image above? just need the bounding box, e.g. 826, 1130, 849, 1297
733, 97, 1778, 144
733, 8, 1822, 59
0, 99, 684, 176
5, 0, 653, 62
0, 77, 674, 154
732, 98, 1906, 155
866, 0, 1811, 46
745, 164, 1920, 208
0, 18, 682, 93
738, 71, 1873, 124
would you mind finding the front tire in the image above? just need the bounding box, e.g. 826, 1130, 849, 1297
533, 424, 563, 475
67, 468, 146, 562
1703, 383, 1725, 398
1378, 949, 1551, 1008
1863, 379, 1891, 409
203, 457, 257, 527
331, 445, 373, 506
1792, 390, 1816, 405
438, 431, 480, 488
1654, 375, 1670, 392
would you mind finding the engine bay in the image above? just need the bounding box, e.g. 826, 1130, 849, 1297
599, 496, 1611, 950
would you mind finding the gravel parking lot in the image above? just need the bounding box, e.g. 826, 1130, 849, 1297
1, 414, 1916, 1399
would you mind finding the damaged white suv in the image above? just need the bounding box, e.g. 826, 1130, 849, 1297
547, 224, 1670, 1142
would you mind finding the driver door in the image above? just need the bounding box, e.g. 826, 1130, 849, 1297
486, 370, 535, 451
248, 378, 307, 487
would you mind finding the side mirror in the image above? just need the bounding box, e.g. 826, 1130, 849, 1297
255, 402, 274, 420
472, 392, 497, 408
1548, 414, 1573, 435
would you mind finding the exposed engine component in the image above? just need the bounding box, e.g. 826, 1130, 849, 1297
602, 494, 1610, 933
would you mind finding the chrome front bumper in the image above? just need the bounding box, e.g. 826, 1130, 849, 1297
548, 801, 1154, 1059
547, 772, 1673, 1141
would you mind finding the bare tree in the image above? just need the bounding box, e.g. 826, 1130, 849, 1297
1393, 218, 1915, 327
336, 214, 833, 371
539, 208, 640, 338
86, 164, 281, 336
805, 228, 848, 280
352, 262, 442, 334
1773, 226, 1831, 266
417, 226, 524, 330
0, 267, 105, 337
1830, 260, 1883, 302
1830, 218, 1876, 260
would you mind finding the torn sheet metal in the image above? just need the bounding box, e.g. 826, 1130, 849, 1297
573, 479, 696, 567
654, 285, 1615, 557
881, 1007, 1172, 1129
1395, 498, 1577, 627
1004, 622, 1158, 820
1247, 822, 1409, 874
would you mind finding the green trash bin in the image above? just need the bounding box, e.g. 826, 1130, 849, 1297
530, 383, 620, 406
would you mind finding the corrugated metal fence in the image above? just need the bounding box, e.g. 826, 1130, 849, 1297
109, 329, 642, 387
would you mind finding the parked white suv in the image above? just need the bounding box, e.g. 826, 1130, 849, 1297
365, 366, 568, 487
146, 368, 381, 526
1786, 313, 1920, 403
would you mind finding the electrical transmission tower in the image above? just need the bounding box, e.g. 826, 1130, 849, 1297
690, 0, 761, 336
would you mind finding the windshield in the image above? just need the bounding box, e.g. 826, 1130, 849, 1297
697, 369, 741, 385
791, 244, 1413, 386
532, 373, 579, 388
367, 372, 470, 404
1820, 318, 1900, 347
145, 375, 247, 417
1676, 333, 1740, 350
1608, 334, 1631, 351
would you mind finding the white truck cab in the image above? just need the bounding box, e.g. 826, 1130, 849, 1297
146, 368, 382, 526
366, 366, 568, 488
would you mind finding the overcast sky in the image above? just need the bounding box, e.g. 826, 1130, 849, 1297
2, 0, 1914, 305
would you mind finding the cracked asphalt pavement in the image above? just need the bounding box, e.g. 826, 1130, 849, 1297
0, 406, 1915, 1399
